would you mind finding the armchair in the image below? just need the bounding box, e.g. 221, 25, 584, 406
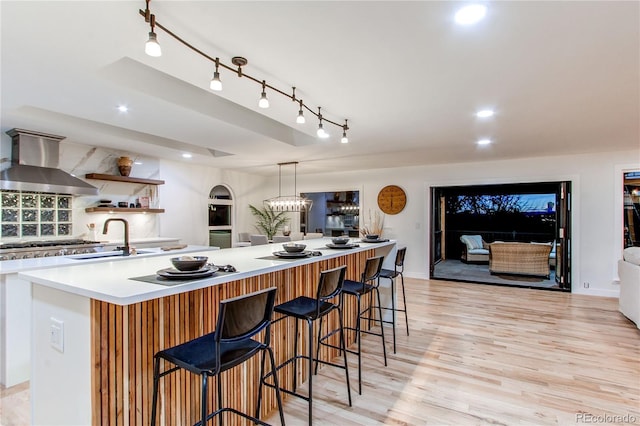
460, 235, 489, 263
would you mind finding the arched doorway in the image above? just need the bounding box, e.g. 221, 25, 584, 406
208, 185, 233, 249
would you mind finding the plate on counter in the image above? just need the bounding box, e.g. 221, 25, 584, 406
360, 238, 390, 243
156, 266, 218, 280
273, 251, 311, 259
325, 243, 359, 249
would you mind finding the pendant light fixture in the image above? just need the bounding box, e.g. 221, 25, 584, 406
138, 1, 350, 141
264, 162, 313, 212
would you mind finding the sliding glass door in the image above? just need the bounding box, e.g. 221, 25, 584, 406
430, 181, 572, 291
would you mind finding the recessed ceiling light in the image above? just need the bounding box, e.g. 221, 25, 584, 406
477, 138, 492, 145
476, 109, 494, 118
117, 105, 129, 113
455, 4, 487, 25
182, 153, 192, 158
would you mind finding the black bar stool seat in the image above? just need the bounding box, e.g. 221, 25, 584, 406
274, 296, 336, 321
378, 247, 409, 353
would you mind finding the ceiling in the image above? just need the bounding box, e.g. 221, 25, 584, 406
1, 1, 638, 176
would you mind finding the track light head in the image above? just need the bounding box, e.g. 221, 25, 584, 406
317, 122, 329, 138
145, 31, 162, 57
341, 119, 349, 143
296, 100, 305, 124
258, 81, 269, 108
210, 58, 222, 91
210, 72, 222, 91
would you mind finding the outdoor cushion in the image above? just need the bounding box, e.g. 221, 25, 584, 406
461, 235, 484, 250
468, 248, 489, 255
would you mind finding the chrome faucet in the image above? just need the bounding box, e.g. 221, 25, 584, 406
103, 218, 130, 256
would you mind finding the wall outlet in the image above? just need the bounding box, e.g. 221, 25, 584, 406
583, 282, 590, 288
50, 317, 64, 353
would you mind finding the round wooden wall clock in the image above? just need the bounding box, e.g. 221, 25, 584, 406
377, 185, 407, 215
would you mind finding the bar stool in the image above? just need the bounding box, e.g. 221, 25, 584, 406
378, 247, 409, 353
268, 266, 352, 425
151, 287, 285, 426
341, 255, 387, 394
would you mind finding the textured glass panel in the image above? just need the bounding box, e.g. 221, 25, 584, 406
57, 197, 71, 209
22, 209, 37, 222
58, 224, 71, 235
40, 210, 55, 222
58, 210, 70, 222
22, 224, 37, 236
1, 224, 18, 237
40, 195, 55, 208
41, 224, 55, 236
1, 192, 19, 207
21, 194, 37, 208
2, 209, 18, 222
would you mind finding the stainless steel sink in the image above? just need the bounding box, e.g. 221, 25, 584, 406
68, 250, 153, 260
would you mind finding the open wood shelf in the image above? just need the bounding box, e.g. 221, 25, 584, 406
85, 173, 165, 185
85, 207, 165, 213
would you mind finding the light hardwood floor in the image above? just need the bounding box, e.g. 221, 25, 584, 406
2, 278, 639, 425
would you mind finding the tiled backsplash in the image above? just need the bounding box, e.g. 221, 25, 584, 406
1, 190, 73, 238
1, 140, 163, 241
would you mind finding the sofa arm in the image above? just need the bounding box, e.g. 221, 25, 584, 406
618, 259, 640, 328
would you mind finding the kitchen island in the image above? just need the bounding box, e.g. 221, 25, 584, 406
19, 238, 395, 425
0, 243, 211, 388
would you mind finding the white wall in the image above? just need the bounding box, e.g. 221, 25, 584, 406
285, 150, 639, 297
157, 159, 269, 246
61, 139, 638, 296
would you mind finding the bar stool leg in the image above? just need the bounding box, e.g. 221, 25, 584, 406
401, 273, 409, 336
307, 318, 314, 426
216, 373, 222, 426
391, 277, 397, 354
293, 319, 299, 393
202, 373, 209, 426
355, 294, 363, 395
314, 316, 324, 375
375, 287, 388, 366
256, 350, 266, 420
337, 306, 352, 406
151, 357, 160, 426
257, 348, 286, 425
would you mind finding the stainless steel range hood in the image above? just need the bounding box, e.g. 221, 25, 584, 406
0, 128, 98, 196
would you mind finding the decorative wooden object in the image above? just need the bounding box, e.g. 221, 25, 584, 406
117, 156, 133, 177
377, 185, 407, 215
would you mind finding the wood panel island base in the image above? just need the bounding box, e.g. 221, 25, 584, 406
21, 239, 394, 425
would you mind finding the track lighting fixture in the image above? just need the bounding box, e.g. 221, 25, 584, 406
138, 1, 350, 141
209, 58, 222, 91
143, 0, 161, 57
258, 81, 269, 108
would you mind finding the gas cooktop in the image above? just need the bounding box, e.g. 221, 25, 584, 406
0, 239, 100, 250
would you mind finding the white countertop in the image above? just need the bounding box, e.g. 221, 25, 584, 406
0, 245, 212, 275
18, 238, 395, 306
